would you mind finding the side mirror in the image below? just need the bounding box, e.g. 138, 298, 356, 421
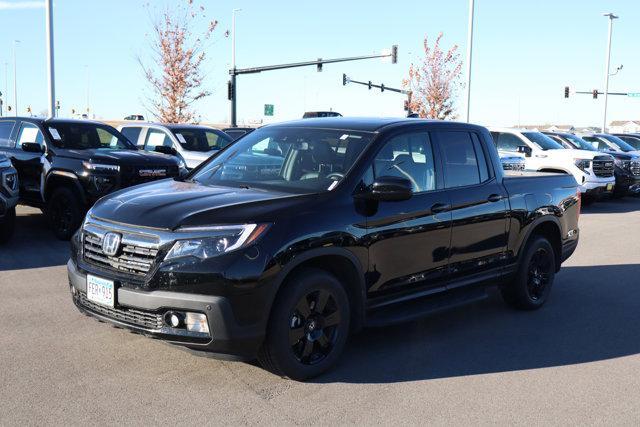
21, 142, 45, 154
360, 176, 413, 202
516, 145, 532, 157
154, 145, 177, 156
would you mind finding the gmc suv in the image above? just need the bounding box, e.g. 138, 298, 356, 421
68, 118, 580, 380
0, 117, 181, 239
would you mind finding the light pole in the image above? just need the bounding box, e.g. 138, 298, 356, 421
463, 0, 475, 123
602, 12, 618, 133
85, 65, 90, 116
230, 8, 241, 127
45, 0, 56, 117
13, 40, 20, 117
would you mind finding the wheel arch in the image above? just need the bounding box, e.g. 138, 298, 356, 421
519, 217, 563, 272
44, 171, 86, 205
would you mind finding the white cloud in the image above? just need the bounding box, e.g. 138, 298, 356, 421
0, 1, 44, 10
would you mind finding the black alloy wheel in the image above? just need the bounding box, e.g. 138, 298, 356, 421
48, 187, 82, 241
526, 247, 552, 301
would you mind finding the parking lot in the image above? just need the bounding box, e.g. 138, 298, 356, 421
1, 199, 640, 425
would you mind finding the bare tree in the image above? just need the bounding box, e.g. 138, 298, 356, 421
139, 0, 224, 123
403, 33, 463, 120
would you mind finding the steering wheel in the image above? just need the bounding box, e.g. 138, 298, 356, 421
326, 172, 344, 181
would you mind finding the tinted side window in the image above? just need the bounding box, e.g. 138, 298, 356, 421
435, 131, 484, 188
120, 127, 142, 145
372, 132, 435, 193
0, 121, 16, 148
471, 133, 490, 182
144, 129, 171, 151
495, 133, 523, 151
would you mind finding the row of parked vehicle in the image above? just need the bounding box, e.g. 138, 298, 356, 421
495, 128, 640, 202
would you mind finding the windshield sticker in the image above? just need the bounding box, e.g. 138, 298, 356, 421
48, 127, 62, 140
327, 180, 339, 191
175, 133, 187, 144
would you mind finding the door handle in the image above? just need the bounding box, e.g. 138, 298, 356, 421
487, 194, 503, 202
430, 202, 451, 213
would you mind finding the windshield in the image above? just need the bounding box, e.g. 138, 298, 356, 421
170, 127, 233, 152
563, 134, 596, 151
618, 135, 640, 150
46, 122, 135, 150
522, 132, 563, 150
601, 134, 636, 152
190, 127, 374, 194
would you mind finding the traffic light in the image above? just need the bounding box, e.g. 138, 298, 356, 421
317, 58, 322, 72
593, 89, 598, 99
227, 80, 234, 100
404, 100, 409, 111
71, 108, 75, 114
342, 74, 347, 86
564, 86, 569, 98
380, 83, 385, 92
391, 45, 398, 64
27, 106, 31, 113
368, 81, 372, 90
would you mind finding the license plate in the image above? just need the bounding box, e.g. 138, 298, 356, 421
607, 183, 614, 191
86, 274, 115, 307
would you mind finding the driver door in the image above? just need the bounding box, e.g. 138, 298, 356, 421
11, 121, 46, 202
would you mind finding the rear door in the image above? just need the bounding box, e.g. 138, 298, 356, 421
365, 130, 453, 299
433, 130, 509, 286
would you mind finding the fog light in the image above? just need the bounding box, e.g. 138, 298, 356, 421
185, 312, 209, 334
163, 311, 183, 328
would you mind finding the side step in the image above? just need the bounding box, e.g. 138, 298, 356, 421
365, 287, 488, 328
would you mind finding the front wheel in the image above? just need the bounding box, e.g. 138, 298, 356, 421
47, 187, 83, 241
258, 268, 351, 380
0, 207, 16, 243
501, 236, 556, 310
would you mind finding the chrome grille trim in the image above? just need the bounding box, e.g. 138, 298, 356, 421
592, 159, 614, 178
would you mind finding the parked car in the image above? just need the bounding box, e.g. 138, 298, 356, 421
68, 118, 580, 380
499, 152, 526, 171
222, 127, 255, 141
545, 131, 640, 196
0, 117, 181, 240
124, 115, 145, 121
611, 133, 640, 150
490, 128, 615, 199
0, 153, 19, 242
118, 123, 233, 170
582, 133, 640, 156
302, 111, 343, 118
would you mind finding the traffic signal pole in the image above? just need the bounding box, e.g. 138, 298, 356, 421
342, 74, 413, 114
228, 46, 397, 127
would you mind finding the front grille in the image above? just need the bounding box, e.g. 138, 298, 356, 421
631, 161, 640, 176
83, 228, 159, 277
502, 162, 525, 171
592, 158, 614, 177
77, 292, 163, 329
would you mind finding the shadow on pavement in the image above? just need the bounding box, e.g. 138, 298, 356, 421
0, 208, 70, 271
317, 264, 640, 384
581, 195, 640, 214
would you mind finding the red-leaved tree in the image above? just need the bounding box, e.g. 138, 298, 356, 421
139, 0, 225, 123
403, 33, 463, 120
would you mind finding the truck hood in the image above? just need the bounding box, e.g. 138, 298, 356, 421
57, 148, 178, 166
90, 179, 304, 229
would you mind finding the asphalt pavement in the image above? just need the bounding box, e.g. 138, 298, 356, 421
2, 199, 640, 425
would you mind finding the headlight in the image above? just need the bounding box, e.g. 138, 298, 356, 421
82, 161, 120, 172
574, 159, 591, 171
165, 224, 269, 261
615, 158, 630, 169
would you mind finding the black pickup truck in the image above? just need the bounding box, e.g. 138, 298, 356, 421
0, 117, 182, 239
0, 154, 19, 242
68, 118, 580, 380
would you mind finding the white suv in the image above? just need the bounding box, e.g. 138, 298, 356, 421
489, 128, 615, 196
118, 123, 234, 170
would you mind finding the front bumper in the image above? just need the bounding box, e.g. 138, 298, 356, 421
68, 259, 265, 359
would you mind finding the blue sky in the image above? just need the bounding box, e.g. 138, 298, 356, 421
0, 0, 639, 127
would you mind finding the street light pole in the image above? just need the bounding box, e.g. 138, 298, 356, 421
13, 40, 19, 117
230, 8, 241, 127
45, 0, 56, 117
463, 0, 475, 123
85, 65, 90, 116
602, 13, 618, 133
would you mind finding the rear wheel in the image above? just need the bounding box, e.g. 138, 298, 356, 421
47, 187, 82, 241
501, 235, 556, 310
258, 268, 350, 380
0, 207, 16, 243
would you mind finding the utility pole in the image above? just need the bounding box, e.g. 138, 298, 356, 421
463, 0, 475, 123
229, 8, 241, 127
46, 0, 56, 117
13, 40, 19, 117
85, 65, 90, 115
602, 13, 618, 133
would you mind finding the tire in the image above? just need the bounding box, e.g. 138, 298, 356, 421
258, 268, 351, 380
47, 187, 83, 241
0, 207, 16, 243
501, 235, 556, 310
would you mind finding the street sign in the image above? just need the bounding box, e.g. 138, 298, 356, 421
264, 104, 274, 116
627, 93, 640, 98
